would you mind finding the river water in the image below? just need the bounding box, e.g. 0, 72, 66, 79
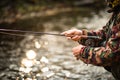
0, 8, 115, 80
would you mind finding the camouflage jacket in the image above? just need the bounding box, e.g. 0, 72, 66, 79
79, 12, 120, 66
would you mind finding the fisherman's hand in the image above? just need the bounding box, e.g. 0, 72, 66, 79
72, 44, 85, 60
61, 29, 83, 41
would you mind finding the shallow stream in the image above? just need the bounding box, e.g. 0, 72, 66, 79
0, 7, 115, 80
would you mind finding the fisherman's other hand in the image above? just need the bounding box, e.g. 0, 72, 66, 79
61, 29, 83, 41
72, 44, 85, 60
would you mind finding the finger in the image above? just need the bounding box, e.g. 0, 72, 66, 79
72, 47, 80, 53
75, 55, 80, 60
67, 37, 72, 40
73, 50, 81, 56
74, 53, 79, 57
61, 32, 67, 36
64, 30, 75, 36
61, 30, 72, 34
71, 35, 81, 41
61, 31, 67, 35
62, 32, 73, 37
76, 57, 80, 60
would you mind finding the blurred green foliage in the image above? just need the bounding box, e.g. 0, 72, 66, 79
0, 0, 105, 23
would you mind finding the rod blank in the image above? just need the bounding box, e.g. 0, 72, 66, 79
0, 28, 101, 39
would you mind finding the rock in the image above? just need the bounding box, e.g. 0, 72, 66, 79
49, 65, 62, 72
41, 67, 49, 72
40, 56, 49, 64
42, 71, 55, 78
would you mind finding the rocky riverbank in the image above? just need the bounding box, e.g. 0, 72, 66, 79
0, 9, 115, 80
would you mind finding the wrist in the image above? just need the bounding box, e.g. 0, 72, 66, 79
79, 46, 86, 57
82, 29, 88, 36
80, 47, 90, 59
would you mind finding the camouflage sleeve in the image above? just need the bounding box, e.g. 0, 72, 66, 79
79, 46, 111, 66
86, 26, 106, 39
79, 41, 120, 66
79, 26, 107, 47
79, 24, 120, 66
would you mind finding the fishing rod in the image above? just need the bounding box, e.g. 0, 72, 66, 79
0, 29, 64, 36
0, 28, 101, 39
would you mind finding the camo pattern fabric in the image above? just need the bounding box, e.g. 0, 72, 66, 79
79, 13, 120, 67
78, 13, 120, 80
